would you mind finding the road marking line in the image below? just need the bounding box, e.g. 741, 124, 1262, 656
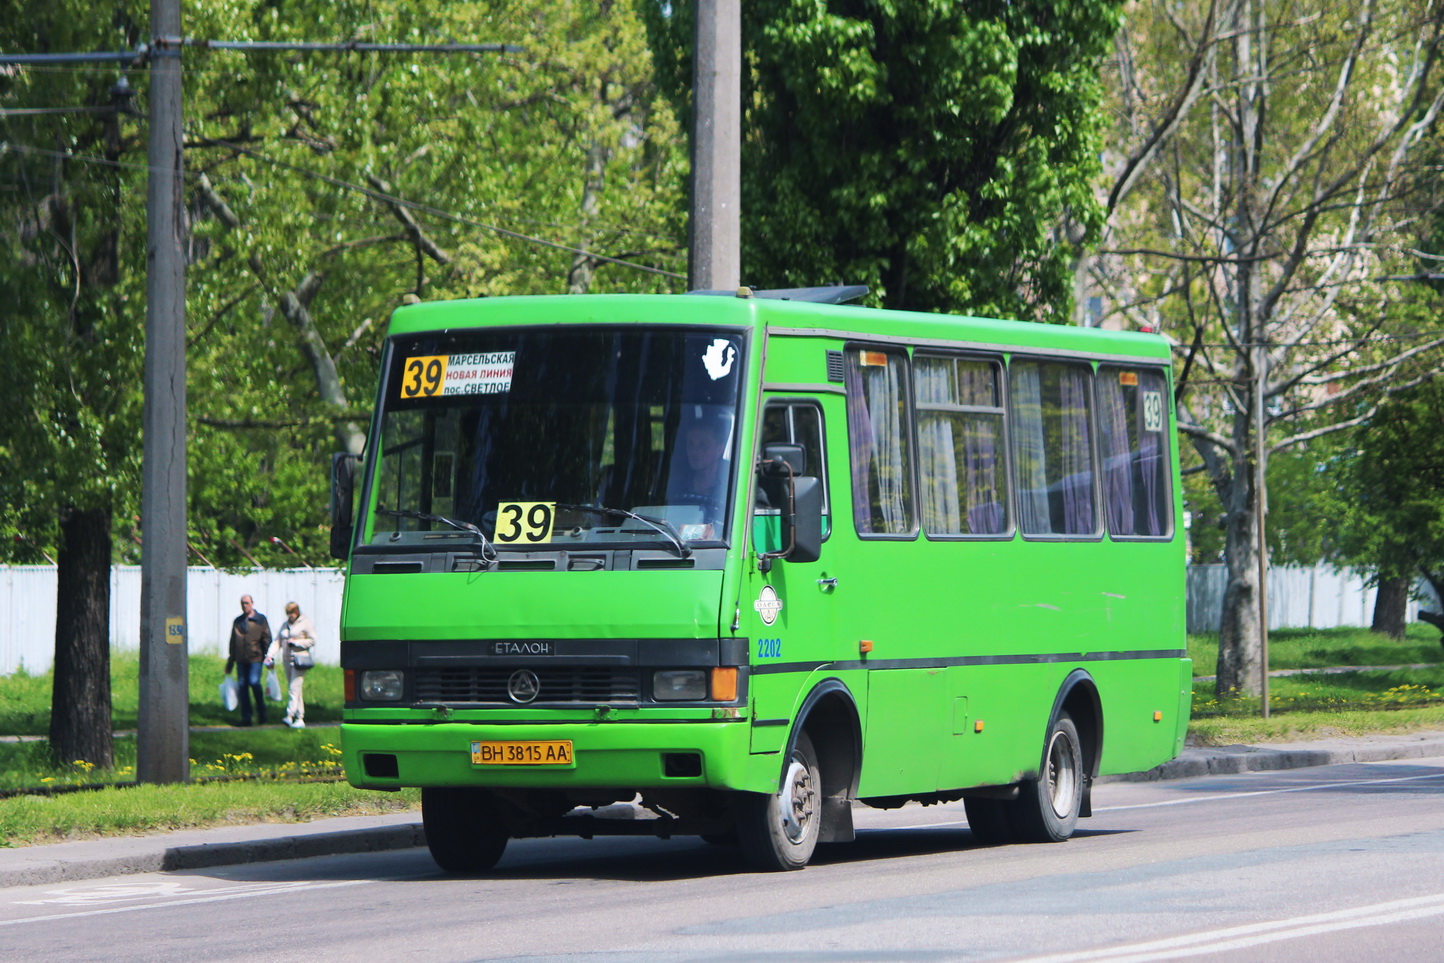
0, 878, 371, 927
1011, 892, 1444, 962
872, 769, 1444, 831
1097, 770, 1444, 812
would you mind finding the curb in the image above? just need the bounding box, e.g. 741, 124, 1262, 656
0, 816, 424, 889
1105, 733, 1444, 782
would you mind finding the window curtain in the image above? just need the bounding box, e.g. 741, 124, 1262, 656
959, 363, 1004, 534
1012, 363, 1050, 534
916, 359, 961, 533
1098, 376, 1135, 534
1058, 366, 1095, 534
846, 350, 911, 533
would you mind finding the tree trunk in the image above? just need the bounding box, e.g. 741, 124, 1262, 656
1215, 458, 1263, 699
1371, 575, 1410, 640
49, 505, 114, 768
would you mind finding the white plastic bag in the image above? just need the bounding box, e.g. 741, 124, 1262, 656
266, 668, 283, 702
219, 676, 239, 711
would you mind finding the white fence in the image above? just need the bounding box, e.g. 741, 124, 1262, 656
0, 566, 345, 675
0, 563, 1422, 674
1185, 564, 1418, 634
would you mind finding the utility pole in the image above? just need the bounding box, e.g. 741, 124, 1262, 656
1256, 338, 1270, 719
689, 0, 741, 291
137, 0, 189, 784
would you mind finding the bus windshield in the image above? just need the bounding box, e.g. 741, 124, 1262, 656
366, 326, 746, 552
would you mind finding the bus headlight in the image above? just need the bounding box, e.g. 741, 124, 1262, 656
360, 669, 404, 701
653, 669, 707, 701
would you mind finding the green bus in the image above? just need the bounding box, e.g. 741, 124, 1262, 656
333, 288, 1190, 872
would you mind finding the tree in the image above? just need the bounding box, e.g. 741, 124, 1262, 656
645, 0, 1124, 319
177, 0, 688, 567
1331, 372, 1444, 639
2, 0, 688, 763
1095, 0, 1444, 696
0, 1, 150, 766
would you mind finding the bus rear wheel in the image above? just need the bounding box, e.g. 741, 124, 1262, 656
737, 731, 822, 871
1010, 712, 1084, 843
422, 787, 509, 873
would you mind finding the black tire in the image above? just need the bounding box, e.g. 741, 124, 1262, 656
421, 787, 509, 873
737, 730, 822, 871
963, 796, 1015, 845
1009, 712, 1084, 843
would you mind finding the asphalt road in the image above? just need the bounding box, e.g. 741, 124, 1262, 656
2, 754, 1442, 962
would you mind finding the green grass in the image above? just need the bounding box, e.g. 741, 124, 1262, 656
2, 626, 1442, 846
0, 782, 420, 848
1187, 624, 1444, 744
0, 653, 343, 735
1186, 622, 1444, 679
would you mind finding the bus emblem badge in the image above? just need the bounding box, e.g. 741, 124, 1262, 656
754, 585, 784, 626
507, 670, 541, 704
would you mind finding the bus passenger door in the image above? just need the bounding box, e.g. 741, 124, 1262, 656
747, 398, 841, 754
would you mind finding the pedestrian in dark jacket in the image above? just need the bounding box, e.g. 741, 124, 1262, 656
226, 594, 272, 726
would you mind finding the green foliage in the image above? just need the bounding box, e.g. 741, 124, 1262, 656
1330, 378, 1444, 585
0, 1, 150, 555
3, 0, 688, 568
649, 0, 1121, 318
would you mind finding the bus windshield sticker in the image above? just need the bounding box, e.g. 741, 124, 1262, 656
753, 585, 784, 626
1119, 371, 1139, 386
702, 338, 737, 380
495, 502, 556, 544
860, 350, 888, 367
1142, 391, 1165, 432
399, 351, 516, 399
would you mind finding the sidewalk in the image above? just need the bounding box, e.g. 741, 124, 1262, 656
3, 730, 1443, 889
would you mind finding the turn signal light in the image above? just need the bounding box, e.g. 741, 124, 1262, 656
710, 667, 738, 702
1153, 710, 1163, 722
859, 639, 874, 654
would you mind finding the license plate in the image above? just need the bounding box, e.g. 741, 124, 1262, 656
470, 740, 574, 766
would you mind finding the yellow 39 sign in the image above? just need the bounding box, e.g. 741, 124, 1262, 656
495, 502, 556, 544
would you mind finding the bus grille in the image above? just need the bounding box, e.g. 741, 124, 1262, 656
413, 667, 642, 704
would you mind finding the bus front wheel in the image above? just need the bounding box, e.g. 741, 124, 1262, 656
1010, 712, 1084, 843
737, 730, 822, 871
422, 787, 509, 873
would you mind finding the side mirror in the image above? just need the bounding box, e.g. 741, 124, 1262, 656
788, 475, 822, 563
761, 442, 806, 477
757, 443, 822, 566
330, 453, 361, 560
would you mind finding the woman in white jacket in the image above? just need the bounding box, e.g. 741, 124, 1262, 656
265, 601, 317, 727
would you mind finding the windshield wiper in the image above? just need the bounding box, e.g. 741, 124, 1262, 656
555, 503, 691, 559
375, 509, 498, 561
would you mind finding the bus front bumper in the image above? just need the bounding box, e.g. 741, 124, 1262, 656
340, 719, 767, 793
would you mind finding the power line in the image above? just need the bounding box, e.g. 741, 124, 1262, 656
0, 39, 521, 67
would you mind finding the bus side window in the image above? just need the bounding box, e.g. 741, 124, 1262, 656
844, 347, 916, 536
914, 355, 1009, 536
1010, 360, 1098, 537
1097, 367, 1173, 538
760, 401, 829, 520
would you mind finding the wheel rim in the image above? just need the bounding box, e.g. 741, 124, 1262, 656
778, 758, 817, 843
1045, 728, 1080, 819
